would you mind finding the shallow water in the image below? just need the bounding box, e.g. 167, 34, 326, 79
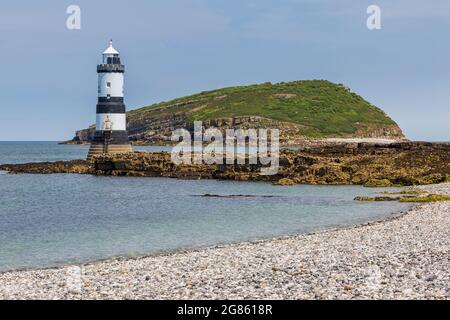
0, 141, 171, 164
0, 142, 411, 271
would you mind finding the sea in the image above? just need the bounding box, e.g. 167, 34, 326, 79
0, 142, 411, 271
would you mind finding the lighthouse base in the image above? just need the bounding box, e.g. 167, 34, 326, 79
86, 130, 132, 160
87, 143, 133, 161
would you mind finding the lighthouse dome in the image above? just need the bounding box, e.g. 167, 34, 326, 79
103, 40, 119, 55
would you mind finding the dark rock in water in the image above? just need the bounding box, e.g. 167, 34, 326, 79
194, 194, 280, 198
0, 160, 91, 175
354, 196, 399, 201
274, 178, 296, 186
88, 142, 450, 186
1, 142, 450, 186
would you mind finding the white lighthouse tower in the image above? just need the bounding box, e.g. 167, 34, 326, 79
87, 40, 132, 160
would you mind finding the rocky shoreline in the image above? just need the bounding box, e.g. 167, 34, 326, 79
0, 160, 90, 174
0, 183, 448, 299
2, 142, 450, 187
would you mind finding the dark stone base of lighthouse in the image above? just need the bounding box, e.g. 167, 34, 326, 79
87, 130, 132, 161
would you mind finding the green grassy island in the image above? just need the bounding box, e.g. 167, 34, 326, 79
69, 80, 404, 145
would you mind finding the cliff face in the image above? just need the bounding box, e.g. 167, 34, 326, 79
69, 80, 405, 145
72, 125, 95, 144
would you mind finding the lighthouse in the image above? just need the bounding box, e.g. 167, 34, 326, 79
87, 40, 132, 160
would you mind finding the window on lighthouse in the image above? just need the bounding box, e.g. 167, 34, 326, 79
107, 82, 111, 88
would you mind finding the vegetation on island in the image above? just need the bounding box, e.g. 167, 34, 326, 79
129, 80, 400, 138
68, 80, 404, 145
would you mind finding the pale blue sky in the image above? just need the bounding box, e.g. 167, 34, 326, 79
0, 0, 449, 141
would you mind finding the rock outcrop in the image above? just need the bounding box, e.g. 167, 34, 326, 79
0, 160, 90, 174
3, 142, 448, 187
88, 142, 450, 186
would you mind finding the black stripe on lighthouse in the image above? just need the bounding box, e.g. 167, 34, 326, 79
96, 102, 126, 113
92, 130, 129, 144
98, 97, 123, 103
96, 97, 125, 113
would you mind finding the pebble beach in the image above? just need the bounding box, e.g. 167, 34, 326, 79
0, 183, 448, 300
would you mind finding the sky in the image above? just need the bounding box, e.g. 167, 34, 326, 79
0, 0, 449, 141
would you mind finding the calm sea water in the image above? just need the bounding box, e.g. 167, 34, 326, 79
0, 142, 410, 271
0, 141, 172, 164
